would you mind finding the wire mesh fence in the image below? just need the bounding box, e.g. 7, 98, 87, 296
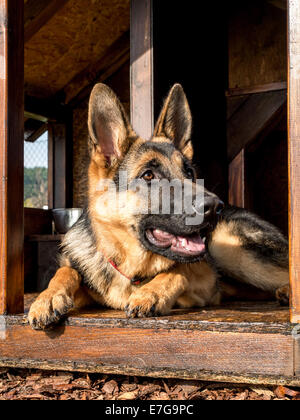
24, 131, 48, 209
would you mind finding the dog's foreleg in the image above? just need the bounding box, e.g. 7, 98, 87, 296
28, 266, 89, 329
125, 272, 189, 318
208, 210, 289, 305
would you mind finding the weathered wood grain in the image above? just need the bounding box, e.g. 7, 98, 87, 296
24, 121, 47, 143
0, 297, 295, 384
228, 2, 287, 89
25, 0, 70, 43
48, 121, 73, 209
130, 0, 153, 139
24, 209, 52, 237
227, 90, 286, 160
268, 0, 287, 11
228, 149, 245, 208
226, 96, 248, 120
288, 0, 300, 323
0, 0, 24, 314
226, 82, 287, 97
0, 311, 296, 385
294, 326, 300, 376
65, 31, 130, 106
24, 95, 68, 123
21, 296, 290, 327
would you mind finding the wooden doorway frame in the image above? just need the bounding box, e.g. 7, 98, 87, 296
287, 0, 300, 323
0, 0, 299, 384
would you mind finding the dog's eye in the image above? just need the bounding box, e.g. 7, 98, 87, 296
142, 170, 155, 181
186, 168, 195, 180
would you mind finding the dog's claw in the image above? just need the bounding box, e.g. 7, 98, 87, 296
54, 310, 61, 318
276, 285, 290, 306
125, 307, 134, 318
31, 318, 38, 330
149, 304, 156, 317
125, 305, 147, 318
28, 291, 74, 330
125, 304, 158, 318
125, 290, 167, 318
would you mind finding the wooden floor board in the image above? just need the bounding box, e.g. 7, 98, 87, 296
24, 294, 290, 324
0, 295, 298, 385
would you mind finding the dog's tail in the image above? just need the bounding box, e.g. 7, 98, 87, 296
207, 206, 289, 304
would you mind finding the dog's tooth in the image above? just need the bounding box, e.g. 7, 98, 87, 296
182, 238, 187, 247
203, 237, 206, 243
155, 229, 166, 235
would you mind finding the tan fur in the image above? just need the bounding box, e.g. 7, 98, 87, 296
28, 83, 288, 329
176, 262, 221, 308
208, 220, 289, 293
28, 267, 82, 329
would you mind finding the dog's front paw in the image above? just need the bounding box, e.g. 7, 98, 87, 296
125, 290, 170, 318
28, 289, 74, 330
275, 284, 290, 306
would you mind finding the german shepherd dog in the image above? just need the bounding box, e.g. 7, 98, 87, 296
28, 83, 289, 329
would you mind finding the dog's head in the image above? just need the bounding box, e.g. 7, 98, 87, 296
88, 83, 223, 264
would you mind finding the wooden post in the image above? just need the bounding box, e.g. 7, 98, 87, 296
130, 0, 154, 139
228, 149, 246, 208
288, 0, 300, 323
0, 0, 24, 314
48, 120, 73, 209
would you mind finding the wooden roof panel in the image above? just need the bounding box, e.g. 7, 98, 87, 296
24, 0, 130, 98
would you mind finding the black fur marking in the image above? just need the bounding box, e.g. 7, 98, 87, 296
131, 275, 151, 285
77, 208, 95, 240
61, 210, 115, 292
101, 264, 114, 285
137, 142, 194, 181
144, 158, 160, 169
69, 257, 85, 279
138, 158, 172, 181
138, 141, 176, 160
138, 214, 210, 263
182, 159, 195, 180
219, 206, 288, 268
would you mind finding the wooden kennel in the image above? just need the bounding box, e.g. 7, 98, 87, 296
0, 0, 299, 385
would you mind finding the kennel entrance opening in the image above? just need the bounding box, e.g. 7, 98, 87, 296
0, 0, 299, 384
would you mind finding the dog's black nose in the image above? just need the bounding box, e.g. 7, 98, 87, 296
203, 196, 224, 219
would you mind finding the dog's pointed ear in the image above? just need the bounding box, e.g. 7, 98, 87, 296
153, 84, 193, 160
88, 83, 135, 164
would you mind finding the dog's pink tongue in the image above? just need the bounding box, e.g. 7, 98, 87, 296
152, 229, 175, 242
176, 234, 206, 253
152, 229, 206, 254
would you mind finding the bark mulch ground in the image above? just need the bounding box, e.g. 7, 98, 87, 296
0, 368, 299, 400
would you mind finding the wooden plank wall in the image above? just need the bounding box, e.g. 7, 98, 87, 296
288, 0, 300, 323
227, 90, 287, 161
228, 1, 287, 90
0, 0, 24, 314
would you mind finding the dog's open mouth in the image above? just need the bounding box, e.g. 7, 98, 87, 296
145, 228, 206, 257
